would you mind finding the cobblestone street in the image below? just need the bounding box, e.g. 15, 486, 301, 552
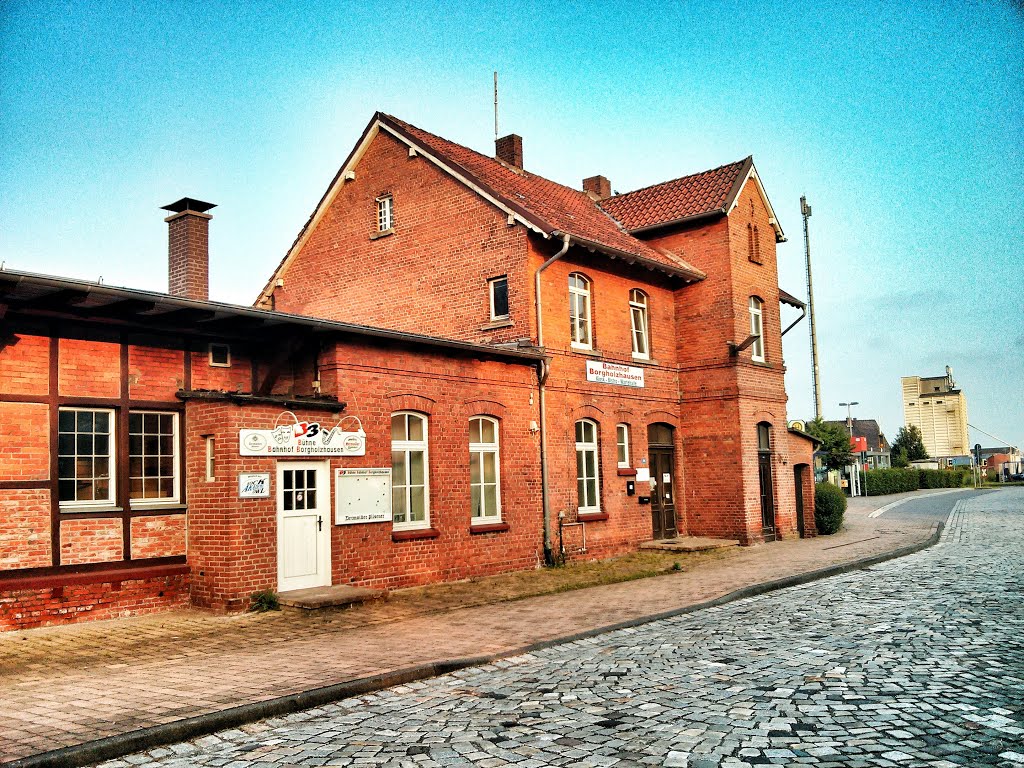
95, 489, 1024, 768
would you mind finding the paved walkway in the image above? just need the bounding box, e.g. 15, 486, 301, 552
0, 489, 971, 765
100, 488, 1021, 768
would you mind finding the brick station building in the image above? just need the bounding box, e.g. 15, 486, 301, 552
0, 113, 817, 630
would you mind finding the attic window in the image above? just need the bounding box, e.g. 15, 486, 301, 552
377, 195, 393, 232
209, 344, 231, 368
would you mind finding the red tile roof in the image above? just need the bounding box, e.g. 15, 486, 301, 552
598, 157, 751, 232
380, 114, 706, 280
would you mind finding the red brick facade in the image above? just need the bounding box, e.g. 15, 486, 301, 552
0, 112, 815, 631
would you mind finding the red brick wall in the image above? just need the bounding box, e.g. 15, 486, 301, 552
0, 334, 49, 396
60, 518, 123, 565
0, 402, 49, 482
58, 338, 120, 397
270, 129, 529, 347
130, 515, 187, 559
190, 347, 252, 392
0, 490, 51, 570
185, 338, 542, 610
0, 573, 189, 631
128, 345, 185, 401
528, 240, 689, 557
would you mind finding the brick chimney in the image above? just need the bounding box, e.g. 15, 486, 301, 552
161, 197, 216, 300
583, 175, 611, 201
495, 134, 523, 169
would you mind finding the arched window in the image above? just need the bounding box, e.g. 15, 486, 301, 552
749, 296, 765, 362
569, 273, 592, 348
469, 416, 501, 522
391, 412, 429, 529
574, 419, 600, 513
629, 289, 650, 359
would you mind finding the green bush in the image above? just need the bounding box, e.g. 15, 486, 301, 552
249, 589, 280, 612
814, 482, 847, 535
917, 469, 971, 489
864, 468, 919, 495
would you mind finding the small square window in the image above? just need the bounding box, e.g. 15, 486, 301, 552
377, 195, 393, 232
209, 344, 231, 368
489, 276, 509, 320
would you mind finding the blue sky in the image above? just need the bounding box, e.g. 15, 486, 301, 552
2, 1, 1021, 452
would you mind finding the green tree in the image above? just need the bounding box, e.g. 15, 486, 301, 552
805, 417, 854, 470
891, 445, 910, 468
891, 425, 929, 462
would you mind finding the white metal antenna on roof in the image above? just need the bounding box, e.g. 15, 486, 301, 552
493, 71, 499, 142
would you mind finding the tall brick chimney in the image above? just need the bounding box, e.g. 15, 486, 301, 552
583, 175, 611, 201
495, 134, 523, 169
161, 197, 216, 300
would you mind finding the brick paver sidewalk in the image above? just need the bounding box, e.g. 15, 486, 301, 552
0, 490, 961, 765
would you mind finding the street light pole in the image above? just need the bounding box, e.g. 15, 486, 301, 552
839, 401, 860, 496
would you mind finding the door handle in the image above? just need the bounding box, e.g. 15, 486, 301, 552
317, 515, 323, 531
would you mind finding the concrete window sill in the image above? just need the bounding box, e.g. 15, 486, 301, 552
369, 228, 395, 241
392, 527, 440, 542
470, 521, 510, 535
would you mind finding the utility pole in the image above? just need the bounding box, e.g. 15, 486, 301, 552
801, 196, 822, 420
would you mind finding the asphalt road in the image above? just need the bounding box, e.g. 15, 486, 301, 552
879, 488, 992, 524
95, 489, 1024, 768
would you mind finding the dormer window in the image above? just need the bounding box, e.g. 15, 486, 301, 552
376, 195, 393, 232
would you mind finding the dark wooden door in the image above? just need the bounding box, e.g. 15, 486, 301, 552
648, 447, 678, 540
793, 465, 806, 538
758, 451, 776, 541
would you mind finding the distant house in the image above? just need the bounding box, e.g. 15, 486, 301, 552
824, 418, 891, 470
981, 447, 1023, 479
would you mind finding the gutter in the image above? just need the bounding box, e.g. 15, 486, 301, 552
624, 208, 726, 236
535, 233, 571, 565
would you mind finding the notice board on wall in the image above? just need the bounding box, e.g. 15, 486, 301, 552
335, 468, 391, 525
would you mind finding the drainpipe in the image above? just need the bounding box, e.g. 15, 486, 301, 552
536, 232, 571, 565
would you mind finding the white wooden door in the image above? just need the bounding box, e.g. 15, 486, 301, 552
276, 461, 330, 592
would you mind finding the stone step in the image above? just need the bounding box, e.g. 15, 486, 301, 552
277, 584, 387, 611
639, 536, 740, 553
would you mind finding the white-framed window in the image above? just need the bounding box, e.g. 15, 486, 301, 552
128, 411, 180, 504
575, 419, 600, 514
58, 408, 115, 508
205, 436, 216, 481
629, 289, 650, 359
208, 343, 231, 367
469, 416, 501, 522
391, 412, 429, 529
377, 194, 393, 232
569, 273, 592, 349
616, 423, 630, 468
749, 296, 765, 362
489, 276, 509, 320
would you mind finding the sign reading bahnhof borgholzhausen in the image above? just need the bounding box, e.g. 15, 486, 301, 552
585, 360, 645, 388
240, 414, 366, 457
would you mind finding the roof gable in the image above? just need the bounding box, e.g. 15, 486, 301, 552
258, 113, 708, 305
599, 157, 786, 242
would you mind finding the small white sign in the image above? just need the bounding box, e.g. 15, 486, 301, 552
335, 468, 391, 525
585, 360, 644, 388
662, 473, 671, 484
239, 472, 270, 498
635, 467, 651, 483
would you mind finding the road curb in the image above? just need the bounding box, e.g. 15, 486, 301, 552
6, 522, 944, 768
